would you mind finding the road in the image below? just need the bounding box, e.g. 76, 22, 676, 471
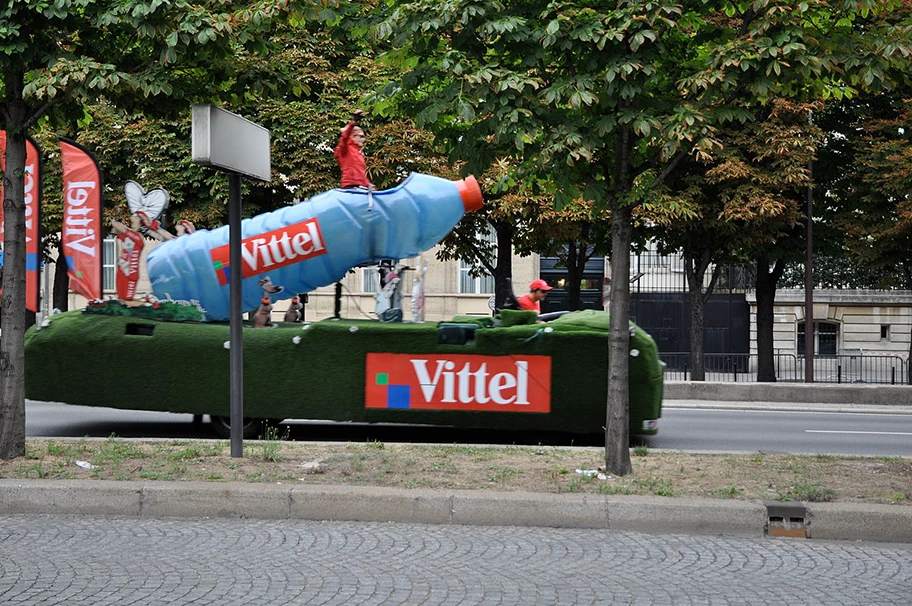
1, 514, 910, 605
641, 406, 912, 457
25, 399, 912, 456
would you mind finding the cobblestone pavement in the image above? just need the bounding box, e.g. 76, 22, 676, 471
1, 514, 910, 605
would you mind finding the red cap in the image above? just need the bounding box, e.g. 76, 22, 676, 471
456, 175, 483, 212
530, 279, 553, 291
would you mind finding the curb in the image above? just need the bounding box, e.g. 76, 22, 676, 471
1, 480, 909, 543
665, 381, 912, 405
663, 399, 912, 415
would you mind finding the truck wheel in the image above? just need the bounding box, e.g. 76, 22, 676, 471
209, 415, 281, 440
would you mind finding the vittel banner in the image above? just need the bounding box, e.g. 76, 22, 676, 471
365, 353, 551, 413
209, 217, 327, 285
60, 137, 103, 301
0, 132, 43, 312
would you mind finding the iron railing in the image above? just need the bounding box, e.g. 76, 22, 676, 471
660, 352, 908, 385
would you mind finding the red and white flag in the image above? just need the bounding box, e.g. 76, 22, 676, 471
59, 137, 103, 301
0, 132, 44, 312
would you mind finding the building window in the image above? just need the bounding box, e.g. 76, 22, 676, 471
102, 238, 116, 292
459, 265, 494, 294
361, 266, 380, 293
881, 325, 890, 340
458, 225, 496, 294
797, 321, 839, 357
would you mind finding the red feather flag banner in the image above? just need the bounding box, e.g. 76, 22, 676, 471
59, 137, 104, 301
0, 131, 44, 312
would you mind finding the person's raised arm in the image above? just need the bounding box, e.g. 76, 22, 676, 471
337, 109, 364, 152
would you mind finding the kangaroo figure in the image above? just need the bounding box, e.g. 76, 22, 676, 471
258, 276, 284, 294
252, 296, 274, 328
284, 296, 303, 323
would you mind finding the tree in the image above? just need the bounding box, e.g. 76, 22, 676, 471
649, 99, 821, 381
519, 197, 611, 311
440, 181, 613, 312
816, 94, 912, 288
372, 0, 912, 475
434, 182, 529, 310
0, 0, 335, 459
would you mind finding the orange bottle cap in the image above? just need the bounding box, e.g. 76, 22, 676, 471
456, 175, 483, 212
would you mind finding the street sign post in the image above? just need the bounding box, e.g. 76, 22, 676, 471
191, 105, 270, 457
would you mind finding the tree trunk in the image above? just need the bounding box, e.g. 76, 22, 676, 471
605, 202, 632, 476
53, 245, 70, 312
684, 255, 706, 381
0, 66, 29, 459
756, 254, 785, 382
492, 221, 515, 308
565, 243, 583, 311
688, 282, 705, 381
684, 244, 724, 382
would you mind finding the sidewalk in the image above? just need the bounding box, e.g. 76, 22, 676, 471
1, 478, 910, 544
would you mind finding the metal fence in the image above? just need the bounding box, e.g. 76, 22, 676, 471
660, 352, 909, 385
627, 252, 753, 294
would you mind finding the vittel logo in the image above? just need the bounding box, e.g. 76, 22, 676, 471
24, 164, 36, 245
211, 217, 327, 283
366, 353, 551, 413
63, 180, 98, 257
411, 359, 529, 405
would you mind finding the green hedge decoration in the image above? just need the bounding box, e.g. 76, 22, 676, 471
25, 309, 663, 436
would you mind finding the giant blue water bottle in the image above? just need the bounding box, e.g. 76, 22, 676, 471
146, 172, 483, 321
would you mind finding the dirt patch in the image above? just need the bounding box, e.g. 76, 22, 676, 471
2, 438, 910, 505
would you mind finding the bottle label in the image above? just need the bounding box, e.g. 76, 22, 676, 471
210, 217, 327, 285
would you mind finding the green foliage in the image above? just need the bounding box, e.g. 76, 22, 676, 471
708, 483, 743, 498
815, 93, 912, 289
2, 0, 336, 116
168, 445, 205, 462
780, 483, 836, 502
634, 476, 675, 497
97, 434, 146, 464
31, 18, 457, 240
374, 0, 912, 195
259, 424, 289, 462
372, 0, 912, 260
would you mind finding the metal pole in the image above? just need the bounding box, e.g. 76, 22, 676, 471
38, 261, 49, 324
804, 112, 815, 383
334, 282, 342, 319
229, 173, 244, 457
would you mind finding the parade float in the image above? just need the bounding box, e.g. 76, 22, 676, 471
25, 172, 664, 439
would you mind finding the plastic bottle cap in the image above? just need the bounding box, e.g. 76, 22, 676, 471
456, 175, 484, 212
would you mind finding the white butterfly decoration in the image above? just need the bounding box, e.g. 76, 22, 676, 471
124, 180, 169, 226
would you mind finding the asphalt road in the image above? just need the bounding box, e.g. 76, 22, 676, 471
24, 399, 912, 456
641, 407, 912, 457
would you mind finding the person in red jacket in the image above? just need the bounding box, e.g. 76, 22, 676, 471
517, 279, 553, 313
334, 109, 372, 189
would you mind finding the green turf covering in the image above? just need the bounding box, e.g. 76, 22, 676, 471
25, 309, 663, 435
499, 309, 539, 326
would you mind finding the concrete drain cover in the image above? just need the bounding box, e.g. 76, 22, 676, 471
766, 501, 808, 538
